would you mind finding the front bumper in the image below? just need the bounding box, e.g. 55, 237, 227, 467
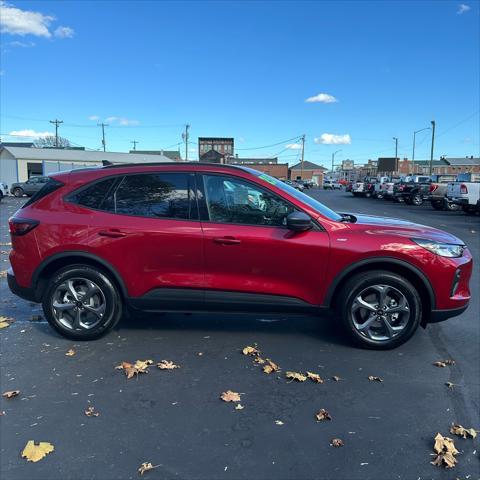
429, 304, 469, 323
7, 268, 38, 303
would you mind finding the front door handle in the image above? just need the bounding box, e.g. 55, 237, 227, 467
213, 236, 241, 245
98, 229, 128, 238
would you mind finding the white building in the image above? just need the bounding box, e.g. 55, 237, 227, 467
0, 146, 174, 187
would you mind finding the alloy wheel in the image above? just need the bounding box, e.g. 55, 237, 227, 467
351, 284, 410, 342
52, 278, 106, 330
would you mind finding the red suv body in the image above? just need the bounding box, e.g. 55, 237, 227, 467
7, 163, 472, 349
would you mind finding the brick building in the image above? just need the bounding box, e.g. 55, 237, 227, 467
198, 137, 234, 162
289, 161, 328, 185
227, 157, 288, 179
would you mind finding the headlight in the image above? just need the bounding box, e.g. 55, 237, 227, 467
412, 238, 464, 257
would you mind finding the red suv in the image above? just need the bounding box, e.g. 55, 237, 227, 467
7, 163, 472, 349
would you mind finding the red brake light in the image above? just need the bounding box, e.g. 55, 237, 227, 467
9, 218, 39, 236
460, 184, 468, 194
429, 184, 438, 193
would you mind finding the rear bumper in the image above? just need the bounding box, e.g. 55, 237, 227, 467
429, 304, 469, 323
448, 197, 469, 205
7, 269, 38, 303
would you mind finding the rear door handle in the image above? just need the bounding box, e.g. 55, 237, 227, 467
98, 229, 128, 238
213, 236, 241, 245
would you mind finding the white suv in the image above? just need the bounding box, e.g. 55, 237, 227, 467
0, 181, 9, 202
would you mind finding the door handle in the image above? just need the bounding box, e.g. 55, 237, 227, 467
213, 236, 241, 245
98, 229, 128, 238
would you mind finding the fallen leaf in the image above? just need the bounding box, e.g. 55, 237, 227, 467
0, 271, 6, 279
116, 360, 153, 379
431, 433, 459, 469
285, 371, 307, 382
263, 359, 280, 374
368, 376, 383, 382
254, 357, 266, 364
0, 411, 5, 416
197, 352, 203, 356
21, 441, 54, 462
84, 406, 100, 417
138, 462, 159, 475
235, 404, 244, 410
307, 371, 324, 383
242, 345, 259, 356
331, 376, 342, 382
315, 409, 332, 422
445, 382, 457, 389
221, 390, 241, 402
444, 359, 456, 366
0, 321, 9, 329
433, 361, 447, 368
65, 349, 75, 356
275, 420, 284, 425
2, 390, 20, 399
433, 359, 455, 368
330, 438, 344, 447
157, 360, 180, 370
450, 423, 477, 439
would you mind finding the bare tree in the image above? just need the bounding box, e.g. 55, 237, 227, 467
34, 136, 71, 148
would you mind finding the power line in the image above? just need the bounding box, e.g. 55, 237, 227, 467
234, 135, 303, 151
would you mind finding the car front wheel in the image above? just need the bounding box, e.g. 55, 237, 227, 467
337, 270, 421, 349
42, 265, 123, 340
13, 188, 24, 197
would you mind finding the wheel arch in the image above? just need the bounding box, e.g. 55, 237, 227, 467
32, 251, 128, 301
324, 257, 436, 323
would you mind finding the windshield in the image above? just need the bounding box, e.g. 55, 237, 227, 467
244, 169, 342, 221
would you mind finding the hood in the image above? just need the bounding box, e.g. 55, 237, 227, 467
345, 213, 465, 245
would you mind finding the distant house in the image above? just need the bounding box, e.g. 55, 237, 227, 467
440, 157, 480, 174
0, 141, 35, 148
198, 137, 234, 162
289, 161, 328, 185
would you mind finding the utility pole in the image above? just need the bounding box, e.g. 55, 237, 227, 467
49, 119, 63, 147
412, 127, 430, 173
300, 134, 305, 179
131, 140, 139, 151
429, 120, 436, 175
98, 123, 108, 152
393, 137, 398, 162
332, 149, 342, 176
183, 124, 190, 162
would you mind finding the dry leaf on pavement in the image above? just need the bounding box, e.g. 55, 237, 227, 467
235, 404, 244, 410
330, 438, 344, 447
450, 423, 477, 439
445, 382, 456, 389
65, 349, 75, 356
242, 345, 260, 356
275, 420, 284, 425
285, 371, 307, 382
315, 409, 332, 421
21, 441, 54, 462
116, 360, 153, 379
138, 462, 159, 475
157, 360, 180, 370
433, 359, 455, 368
307, 372, 324, 383
263, 359, 280, 374
368, 376, 383, 382
431, 433, 458, 468
221, 390, 241, 402
331, 376, 342, 382
2, 390, 20, 399
0, 316, 14, 329
254, 357, 266, 364
84, 406, 100, 417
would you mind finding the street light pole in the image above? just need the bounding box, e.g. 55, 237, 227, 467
332, 149, 342, 176
300, 134, 306, 179
393, 137, 398, 160
429, 120, 436, 175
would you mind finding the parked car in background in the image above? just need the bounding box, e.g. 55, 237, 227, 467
11, 176, 50, 197
297, 179, 314, 189
382, 177, 403, 200
0, 181, 9, 202
7, 162, 472, 349
428, 174, 459, 211
352, 176, 377, 197
345, 181, 353, 192
372, 176, 390, 199
323, 179, 342, 190
393, 175, 432, 205
447, 173, 480, 215
284, 180, 305, 191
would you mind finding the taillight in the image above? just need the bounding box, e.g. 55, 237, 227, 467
9, 218, 39, 236
429, 184, 438, 193
460, 184, 468, 194
398, 185, 404, 191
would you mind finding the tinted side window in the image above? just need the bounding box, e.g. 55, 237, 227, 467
202, 174, 294, 226
68, 177, 117, 209
107, 173, 197, 220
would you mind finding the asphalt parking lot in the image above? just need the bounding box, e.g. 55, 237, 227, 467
0, 191, 479, 480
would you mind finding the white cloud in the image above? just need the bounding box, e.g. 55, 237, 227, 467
8, 40, 35, 47
457, 4, 471, 14
54, 25, 74, 38
305, 93, 338, 104
314, 133, 351, 145
286, 143, 302, 150
88, 115, 100, 121
0, 1, 54, 37
9, 129, 53, 138
105, 116, 139, 126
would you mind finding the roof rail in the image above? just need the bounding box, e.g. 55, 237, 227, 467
101, 161, 245, 170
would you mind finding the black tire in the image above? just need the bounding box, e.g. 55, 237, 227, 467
431, 200, 444, 210
13, 188, 24, 197
411, 193, 423, 206
445, 201, 460, 211
462, 205, 477, 215
352, 192, 358, 197
42, 264, 123, 340
404, 196, 412, 205
336, 270, 422, 349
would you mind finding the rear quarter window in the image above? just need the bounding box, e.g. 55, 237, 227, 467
66, 177, 118, 209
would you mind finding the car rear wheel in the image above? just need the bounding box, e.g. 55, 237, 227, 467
411, 193, 423, 206
42, 265, 123, 340
13, 188, 24, 197
462, 205, 478, 215
445, 201, 460, 211
336, 270, 421, 349
431, 200, 444, 210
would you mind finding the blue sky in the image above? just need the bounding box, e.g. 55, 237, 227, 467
1, 0, 479, 167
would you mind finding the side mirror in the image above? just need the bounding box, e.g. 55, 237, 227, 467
286, 211, 312, 232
